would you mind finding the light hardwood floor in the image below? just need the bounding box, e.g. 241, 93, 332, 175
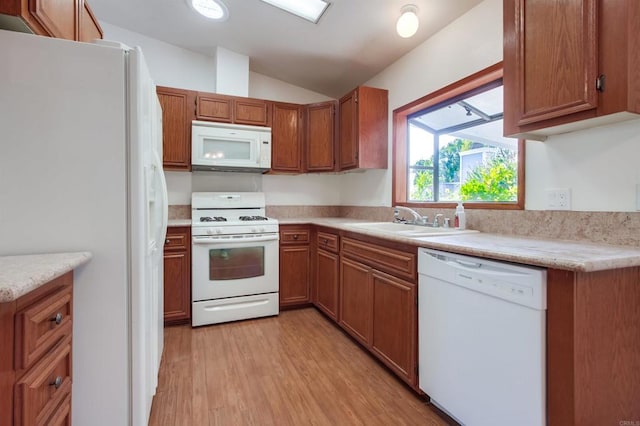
149, 308, 449, 426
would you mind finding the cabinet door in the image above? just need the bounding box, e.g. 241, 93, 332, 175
196, 93, 233, 122
315, 249, 339, 321
339, 257, 372, 346
271, 102, 303, 172
163, 227, 191, 324
338, 89, 358, 170
78, 0, 102, 42
234, 98, 270, 126
306, 101, 336, 171
157, 87, 194, 171
279, 245, 311, 307
28, 0, 77, 40
504, 0, 598, 133
371, 270, 417, 386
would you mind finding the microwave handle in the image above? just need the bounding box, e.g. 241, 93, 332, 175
192, 234, 279, 244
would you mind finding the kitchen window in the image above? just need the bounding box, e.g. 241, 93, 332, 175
393, 63, 524, 209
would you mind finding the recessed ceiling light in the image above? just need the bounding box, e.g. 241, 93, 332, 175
260, 0, 330, 24
190, 0, 229, 20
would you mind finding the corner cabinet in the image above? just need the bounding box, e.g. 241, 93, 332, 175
279, 226, 311, 308
503, 0, 640, 140
306, 101, 337, 172
163, 226, 191, 325
157, 86, 195, 171
0, 272, 74, 426
271, 102, 304, 173
338, 86, 388, 171
0, 0, 102, 41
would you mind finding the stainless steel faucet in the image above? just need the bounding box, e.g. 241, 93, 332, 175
432, 214, 444, 227
393, 206, 428, 225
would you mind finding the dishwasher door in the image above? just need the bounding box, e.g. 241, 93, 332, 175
418, 248, 547, 426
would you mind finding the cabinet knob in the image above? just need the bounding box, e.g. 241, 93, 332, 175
165, 239, 170, 245
50, 313, 63, 325
293, 234, 299, 240
323, 239, 328, 244
50, 376, 63, 389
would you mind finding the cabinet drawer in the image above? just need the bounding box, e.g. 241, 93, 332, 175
317, 232, 339, 253
14, 337, 72, 426
15, 285, 72, 371
280, 229, 310, 244
341, 237, 416, 282
165, 228, 189, 251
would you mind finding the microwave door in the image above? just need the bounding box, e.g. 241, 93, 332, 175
201, 135, 256, 165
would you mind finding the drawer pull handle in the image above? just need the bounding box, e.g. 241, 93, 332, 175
50, 376, 63, 389
50, 313, 63, 325
293, 234, 299, 240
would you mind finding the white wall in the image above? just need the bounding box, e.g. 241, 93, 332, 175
215, 46, 249, 96
342, 0, 640, 212
100, 22, 216, 92
249, 71, 333, 104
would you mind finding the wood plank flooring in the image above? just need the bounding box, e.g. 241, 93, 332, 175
149, 308, 448, 426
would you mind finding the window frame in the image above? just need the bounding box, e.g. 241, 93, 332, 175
392, 62, 525, 210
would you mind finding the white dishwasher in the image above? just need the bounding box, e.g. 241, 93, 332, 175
418, 248, 547, 426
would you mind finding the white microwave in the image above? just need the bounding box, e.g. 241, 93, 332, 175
191, 121, 272, 172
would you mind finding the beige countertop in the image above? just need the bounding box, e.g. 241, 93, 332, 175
0, 252, 93, 303
168, 219, 191, 227
279, 218, 640, 272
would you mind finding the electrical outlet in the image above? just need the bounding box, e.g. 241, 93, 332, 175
546, 188, 571, 210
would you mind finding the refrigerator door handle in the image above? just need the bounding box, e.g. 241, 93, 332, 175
152, 149, 169, 249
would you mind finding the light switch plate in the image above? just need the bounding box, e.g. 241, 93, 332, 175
546, 188, 571, 210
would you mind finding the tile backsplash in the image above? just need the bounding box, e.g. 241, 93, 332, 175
170, 205, 640, 247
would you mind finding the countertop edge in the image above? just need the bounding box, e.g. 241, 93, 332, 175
0, 251, 93, 303
279, 218, 640, 273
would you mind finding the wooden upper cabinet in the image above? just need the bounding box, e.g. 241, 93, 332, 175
0, 0, 103, 42
234, 98, 270, 126
196, 93, 233, 122
195, 93, 270, 126
271, 102, 303, 172
78, 0, 103, 42
306, 101, 336, 172
338, 86, 388, 171
504, 0, 640, 140
157, 86, 195, 171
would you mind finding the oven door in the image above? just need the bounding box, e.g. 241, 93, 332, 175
191, 233, 279, 301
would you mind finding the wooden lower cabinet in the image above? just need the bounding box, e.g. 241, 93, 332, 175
1, 272, 75, 426
163, 226, 191, 325
279, 225, 311, 308
339, 257, 373, 346
371, 270, 417, 386
279, 245, 311, 306
315, 248, 339, 320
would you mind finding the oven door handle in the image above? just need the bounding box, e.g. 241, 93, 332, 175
192, 234, 279, 244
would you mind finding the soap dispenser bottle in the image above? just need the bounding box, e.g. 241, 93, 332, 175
454, 202, 466, 230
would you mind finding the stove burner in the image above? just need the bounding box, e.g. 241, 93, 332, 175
238, 215, 268, 221
200, 216, 227, 222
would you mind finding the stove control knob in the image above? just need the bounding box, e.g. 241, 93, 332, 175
206, 229, 213, 235
216, 229, 222, 234
259, 227, 265, 233
251, 227, 257, 233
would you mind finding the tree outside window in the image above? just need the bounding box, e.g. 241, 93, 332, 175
407, 83, 518, 203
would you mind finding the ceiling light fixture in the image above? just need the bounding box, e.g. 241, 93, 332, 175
260, 0, 330, 24
396, 4, 419, 38
190, 0, 229, 20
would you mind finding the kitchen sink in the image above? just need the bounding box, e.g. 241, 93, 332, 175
348, 222, 478, 237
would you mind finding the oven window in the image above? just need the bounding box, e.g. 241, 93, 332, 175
209, 247, 264, 280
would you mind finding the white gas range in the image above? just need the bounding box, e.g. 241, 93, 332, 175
191, 192, 279, 327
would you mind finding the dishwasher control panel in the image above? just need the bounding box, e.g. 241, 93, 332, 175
418, 248, 547, 310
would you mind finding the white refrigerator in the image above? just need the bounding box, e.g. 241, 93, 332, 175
0, 29, 168, 426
